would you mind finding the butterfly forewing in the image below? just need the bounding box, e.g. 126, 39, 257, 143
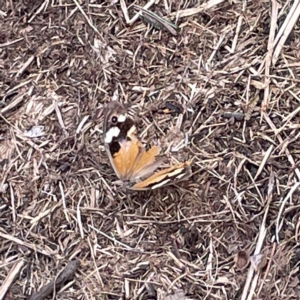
126, 144, 162, 179
112, 139, 140, 180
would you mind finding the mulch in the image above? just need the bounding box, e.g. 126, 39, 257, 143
1, 0, 300, 299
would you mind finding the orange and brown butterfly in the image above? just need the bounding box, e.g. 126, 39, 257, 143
103, 101, 192, 190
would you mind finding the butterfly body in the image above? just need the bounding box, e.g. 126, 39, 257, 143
103, 101, 191, 190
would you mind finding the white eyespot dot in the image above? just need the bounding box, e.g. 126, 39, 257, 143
105, 127, 120, 143
118, 114, 126, 122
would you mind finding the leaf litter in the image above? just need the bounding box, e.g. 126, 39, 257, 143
1, 0, 300, 299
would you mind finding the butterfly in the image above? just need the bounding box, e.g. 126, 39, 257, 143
103, 101, 191, 191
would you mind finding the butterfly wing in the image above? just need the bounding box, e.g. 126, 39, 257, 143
130, 161, 191, 191
111, 138, 141, 180
103, 101, 191, 190
103, 101, 135, 179
126, 144, 161, 178
103, 101, 161, 181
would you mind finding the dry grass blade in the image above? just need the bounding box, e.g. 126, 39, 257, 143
134, 5, 179, 35
170, 0, 225, 18
263, 113, 300, 181
0, 37, 23, 48
262, 0, 279, 110
241, 172, 274, 300
276, 182, 300, 243
28, 259, 80, 300
120, 0, 156, 25
72, 0, 101, 36
0, 231, 60, 257
257, 243, 277, 296
89, 225, 134, 250
0, 259, 26, 299
272, 1, 300, 64
253, 145, 274, 180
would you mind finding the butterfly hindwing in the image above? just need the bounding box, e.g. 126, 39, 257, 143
131, 161, 191, 190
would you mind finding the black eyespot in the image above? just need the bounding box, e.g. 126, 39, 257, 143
111, 116, 118, 123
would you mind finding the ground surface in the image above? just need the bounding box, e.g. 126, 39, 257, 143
1, 0, 300, 299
